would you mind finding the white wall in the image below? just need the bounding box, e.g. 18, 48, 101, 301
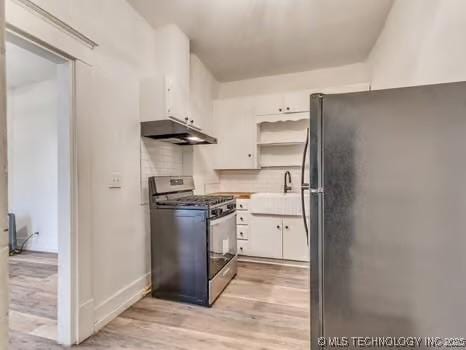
5, 0, 159, 341
7, 79, 59, 252
218, 62, 370, 98
368, 0, 466, 89
0, 1, 9, 347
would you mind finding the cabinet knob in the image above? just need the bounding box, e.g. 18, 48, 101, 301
240, 217, 244, 221
240, 247, 243, 251
276, 225, 280, 229
285, 225, 289, 229
185, 117, 189, 121
278, 108, 282, 112
190, 120, 194, 123
248, 154, 252, 158
286, 107, 290, 111
240, 232, 243, 236
239, 204, 243, 208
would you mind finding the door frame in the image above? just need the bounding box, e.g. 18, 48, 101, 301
5, 28, 79, 346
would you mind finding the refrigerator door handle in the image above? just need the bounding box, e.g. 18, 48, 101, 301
301, 128, 310, 246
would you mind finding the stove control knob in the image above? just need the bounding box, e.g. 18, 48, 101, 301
227, 203, 236, 210
211, 208, 223, 217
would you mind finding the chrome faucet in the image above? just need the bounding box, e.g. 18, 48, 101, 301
284, 171, 292, 193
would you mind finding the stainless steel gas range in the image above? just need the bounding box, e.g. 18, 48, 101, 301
149, 176, 237, 306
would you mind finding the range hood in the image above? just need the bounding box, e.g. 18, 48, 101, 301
141, 119, 217, 145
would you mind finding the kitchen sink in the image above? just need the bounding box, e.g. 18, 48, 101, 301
249, 192, 309, 216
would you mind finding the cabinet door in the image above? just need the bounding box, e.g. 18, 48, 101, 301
166, 77, 190, 122
213, 97, 258, 169
188, 102, 203, 131
255, 94, 284, 116
282, 217, 309, 261
248, 215, 283, 259
283, 91, 310, 114
140, 76, 167, 122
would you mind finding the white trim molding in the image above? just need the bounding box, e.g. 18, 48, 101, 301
94, 273, 151, 332
10, 0, 98, 49
78, 298, 94, 343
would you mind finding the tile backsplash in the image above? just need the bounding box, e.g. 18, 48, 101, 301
218, 167, 303, 193
140, 138, 192, 203
140, 138, 306, 198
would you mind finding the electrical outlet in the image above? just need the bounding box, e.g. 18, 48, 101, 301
109, 172, 122, 189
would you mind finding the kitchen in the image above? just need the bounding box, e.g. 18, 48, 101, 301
1, 0, 466, 349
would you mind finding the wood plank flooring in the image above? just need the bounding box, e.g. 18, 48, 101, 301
9, 254, 310, 350
8, 251, 58, 346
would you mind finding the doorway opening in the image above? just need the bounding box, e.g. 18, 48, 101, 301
5, 32, 73, 345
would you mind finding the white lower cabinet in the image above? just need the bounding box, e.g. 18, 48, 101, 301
248, 216, 283, 259
282, 217, 309, 262
249, 214, 309, 261
236, 198, 250, 256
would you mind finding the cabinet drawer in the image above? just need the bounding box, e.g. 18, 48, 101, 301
236, 212, 250, 225
237, 239, 249, 256
236, 199, 250, 211
236, 225, 249, 240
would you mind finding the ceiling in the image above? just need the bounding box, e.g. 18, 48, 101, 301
6, 41, 58, 89
129, 0, 393, 82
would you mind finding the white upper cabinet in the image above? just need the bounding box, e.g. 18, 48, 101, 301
255, 90, 310, 116
140, 25, 207, 130
140, 76, 190, 123
189, 54, 217, 133
212, 97, 258, 170
254, 84, 371, 117
283, 91, 310, 113
255, 94, 284, 116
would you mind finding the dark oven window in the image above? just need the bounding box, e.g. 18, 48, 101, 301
208, 212, 237, 279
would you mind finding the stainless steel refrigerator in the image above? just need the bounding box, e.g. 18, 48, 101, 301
303, 82, 466, 348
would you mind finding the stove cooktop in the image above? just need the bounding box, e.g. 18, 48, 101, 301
156, 195, 234, 208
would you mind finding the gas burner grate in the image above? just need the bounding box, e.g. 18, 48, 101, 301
157, 195, 234, 207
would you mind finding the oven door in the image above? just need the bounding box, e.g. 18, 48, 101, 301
208, 211, 237, 280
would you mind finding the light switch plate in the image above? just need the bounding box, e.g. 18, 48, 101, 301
109, 172, 122, 188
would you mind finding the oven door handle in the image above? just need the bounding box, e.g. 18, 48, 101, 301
210, 211, 237, 225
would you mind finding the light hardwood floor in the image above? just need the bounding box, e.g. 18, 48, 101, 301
8, 251, 58, 347
9, 253, 310, 350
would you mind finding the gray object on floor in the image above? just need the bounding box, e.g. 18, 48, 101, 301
8, 213, 18, 253
8, 212, 39, 255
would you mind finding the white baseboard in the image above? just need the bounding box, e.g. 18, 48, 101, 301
78, 298, 94, 343
94, 272, 151, 332
239, 256, 310, 268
